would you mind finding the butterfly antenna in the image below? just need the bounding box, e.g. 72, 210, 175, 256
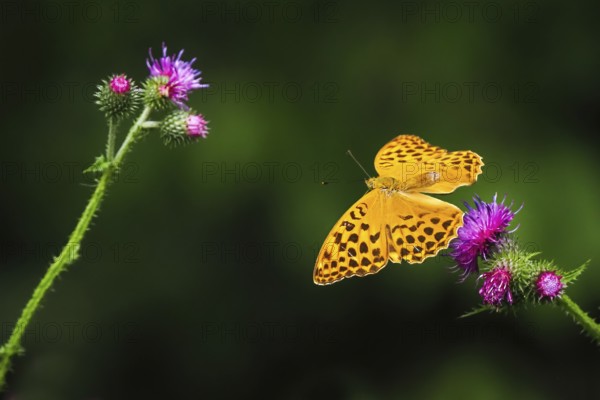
346, 150, 371, 179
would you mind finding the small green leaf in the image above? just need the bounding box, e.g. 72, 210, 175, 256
562, 260, 590, 284
460, 305, 496, 318
84, 155, 110, 174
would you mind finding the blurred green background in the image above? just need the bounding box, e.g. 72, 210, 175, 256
1, 0, 599, 398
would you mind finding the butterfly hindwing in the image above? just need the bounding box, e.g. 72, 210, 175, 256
383, 192, 462, 264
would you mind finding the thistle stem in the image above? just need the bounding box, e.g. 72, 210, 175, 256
114, 106, 151, 164
559, 294, 600, 344
106, 117, 118, 161
0, 106, 152, 389
141, 121, 160, 129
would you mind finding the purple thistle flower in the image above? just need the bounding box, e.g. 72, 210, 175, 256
536, 271, 564, 300
109, 74, 131, 94
186, 114, 209, 138
146, 43, 208, 108
479, 266, 513, 306
450, 194, 519, 277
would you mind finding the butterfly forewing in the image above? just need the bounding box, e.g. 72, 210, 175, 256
374, 134, 484, 193
314, 191, 389, 285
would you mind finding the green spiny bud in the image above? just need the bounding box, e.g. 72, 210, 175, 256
160, 110, 209, 147
95, 74, 141, 119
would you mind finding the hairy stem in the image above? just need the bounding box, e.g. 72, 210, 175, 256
141, 121, 160, 129
106, 117, 118, 161
559, 294, 600, 344
0, 106, 152, 389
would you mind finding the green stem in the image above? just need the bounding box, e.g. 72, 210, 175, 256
114, 106, 152, 164
0, 106, 152, 389
106, 118, 117, 161
141, 121, 160, 129
559, 294, 600, 344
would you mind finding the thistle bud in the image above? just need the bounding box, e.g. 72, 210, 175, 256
479, 265, 513, 306
160, 110, 209, 147
95, 74, 141, 119
536, 271, 564, 300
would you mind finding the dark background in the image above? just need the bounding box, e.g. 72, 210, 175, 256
1, 0, 599, 399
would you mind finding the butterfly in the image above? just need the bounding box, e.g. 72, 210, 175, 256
313, 134, 484, 285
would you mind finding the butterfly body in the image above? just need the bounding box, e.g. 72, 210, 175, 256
367, 171, 441, 193
313, 135, 483, 285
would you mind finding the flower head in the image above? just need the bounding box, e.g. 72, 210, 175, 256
186, 114, 209, 138
479, 266, 513, 306
451, 194, 519, 277
109, 74, 131, 94
536, 271, 563, 300
146, 43, 208, 108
